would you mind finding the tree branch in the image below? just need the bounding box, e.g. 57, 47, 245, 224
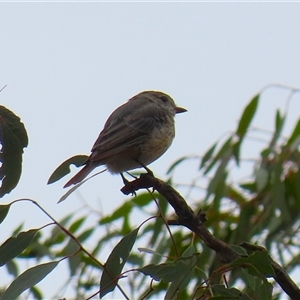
121, 173, 300, 300
121, 173, 238, 263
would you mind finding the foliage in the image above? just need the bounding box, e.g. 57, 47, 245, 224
1, 85, 300, 299
0, 105, 28, 197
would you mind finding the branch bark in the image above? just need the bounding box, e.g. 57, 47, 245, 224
121, 173, 300, 300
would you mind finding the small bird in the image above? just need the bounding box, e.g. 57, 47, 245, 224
64, 91, 187, 188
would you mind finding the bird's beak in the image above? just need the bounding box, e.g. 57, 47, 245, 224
175, 106, 187, 114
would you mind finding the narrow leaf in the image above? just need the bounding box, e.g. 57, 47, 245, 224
287, 118, 300, 147
236, 94, 259, 139
200, 142, 217, 170
233, 95, 259, 165
0, 229, 38, 266
275, 109, 284, 132
77, 227, 95, 243
210, 284, 253, 299
267, 109, 286, 152
139, 252, 200, 283
165, 245, 198, 300
5, 260, 19, 277
47, 155, 88, 184
58, 170, 105, 203
100, 227, 139, 298
0, 261, 59, 300
254, 166, 268, 192
204, 137, 232, 175
99, 202, 133, 224
206, 159, 228, 198
69, 217, 85, 233
0, 204, 11, 224
167, 156, 190, 174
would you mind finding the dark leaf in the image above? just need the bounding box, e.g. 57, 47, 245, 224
210, 284, 253, 299
0, 261, 59, 300
0, 204, 11, 224
165, 245, 198, 300
287, 118, 300, 149
233, 94, 259, 165
47, 154, 88, 184
0, 105, 28, 197
0, 229, 39, 266
230, 251, 275, 277
100, 227, 139, 298
204, 137, 233, 175
68, 252, 82, 277
236, 94, 259, 139
5, 259, 19, 277
139, 247, 199, 284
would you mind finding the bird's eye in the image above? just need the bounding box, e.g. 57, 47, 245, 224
160, 96, 168, 103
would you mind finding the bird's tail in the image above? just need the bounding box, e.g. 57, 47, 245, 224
64, 163, 95, 188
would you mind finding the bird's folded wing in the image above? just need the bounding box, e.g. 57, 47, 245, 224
90, 114, 159, 161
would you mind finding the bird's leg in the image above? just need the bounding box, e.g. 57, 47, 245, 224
121, 173, 129, 185
134, 159, 154, 176
120, 173, 136, 196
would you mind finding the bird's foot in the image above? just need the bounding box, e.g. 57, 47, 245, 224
120, 173, 136, 196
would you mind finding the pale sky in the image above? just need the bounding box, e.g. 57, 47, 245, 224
1, 2, 300, 298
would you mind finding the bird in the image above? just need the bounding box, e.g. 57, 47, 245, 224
64, 91, 187, 188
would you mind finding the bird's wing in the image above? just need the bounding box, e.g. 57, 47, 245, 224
90, 102, 162, 162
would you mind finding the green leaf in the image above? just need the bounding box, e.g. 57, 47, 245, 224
230, 251, 275, 277
229, 245, 248, 256
77, 227, 95, 243
204, 137, 233, 175
254, 166, 268, 192
0, 261, 59, 300
256, 279, 273, 299
69, 217, 85, 233
287, 118, 300, 148
131, 192, 157, 207
29, 286, 43, 300
12, 223, 24, 236
68, 252, 82, 277
239, 182, 256, 193
233, 94, 259, 165
206, 159, 228, 200
166, 156, 191, 174
139, 261, 179, 282
0, 229, 39, 266
200, 142, 217, 170
100, 227, 139, 298
236, 94, 259, 139
224, 186, 247, 205
57, 180, 85, 203
64, 238, 81, 276
139, 252, 199, 283
100, 201, 133, 224
47, 154, 88, 184
210, 284, 253, 299
0, 204, 11, 224
165, 245, 198, 300
0, 105, 28, 197
5, 259, 19, 277
275, 109, 285, 134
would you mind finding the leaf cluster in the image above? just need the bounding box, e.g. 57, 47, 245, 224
1, 86, 300, 299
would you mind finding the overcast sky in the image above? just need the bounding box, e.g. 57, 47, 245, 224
1, 2, 300, 298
